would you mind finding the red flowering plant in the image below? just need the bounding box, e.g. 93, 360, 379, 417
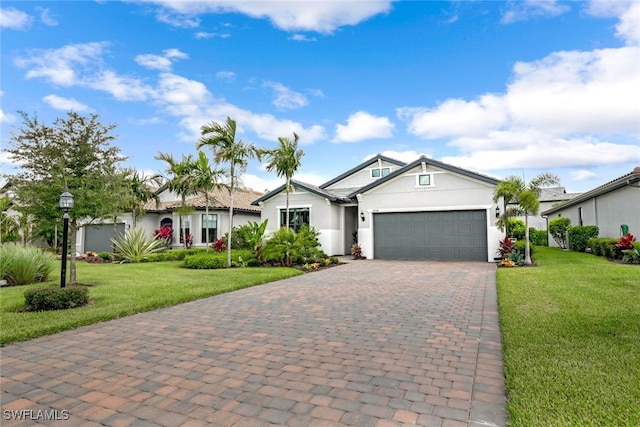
213, 238, 226, 252
154, 226, 173, 248
616, 233, 639, 264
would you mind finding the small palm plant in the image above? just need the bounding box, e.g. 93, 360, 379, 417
111, 227, 166, 263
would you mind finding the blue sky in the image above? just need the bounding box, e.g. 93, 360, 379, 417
1, 0, 639, 193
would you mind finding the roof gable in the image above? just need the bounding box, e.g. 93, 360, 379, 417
319, 154, 406, 189
348, 155, 500, 198
251, 180, 351, 206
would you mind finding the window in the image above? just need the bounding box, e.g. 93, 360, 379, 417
280, 208, 310, 232
578, 207, 583, 226
371, 168, 390, 178
418, 174, 431, 186
201, 214, 217, 243
179, 217, 191, 243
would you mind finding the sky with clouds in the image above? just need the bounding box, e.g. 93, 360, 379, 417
1, 0, 639, 193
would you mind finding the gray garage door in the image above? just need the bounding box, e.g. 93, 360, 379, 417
84, 223, 125, 253
373, 210, 487, 261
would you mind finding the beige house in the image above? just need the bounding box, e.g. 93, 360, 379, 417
253, 155, 503, 262
79, 187, 263, 253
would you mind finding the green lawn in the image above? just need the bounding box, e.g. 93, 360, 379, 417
498, 247, 640, 426
0, 261, 302, 346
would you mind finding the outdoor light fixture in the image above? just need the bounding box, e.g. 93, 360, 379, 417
495, 205, 500, 218
360, 211, 365, 222
59, 187, 74, 288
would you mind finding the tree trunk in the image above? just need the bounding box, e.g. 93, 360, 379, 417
524, 213, 532, 265
285, 178, 290, 230
227, 164, 234, 268
70, 219, 77, 284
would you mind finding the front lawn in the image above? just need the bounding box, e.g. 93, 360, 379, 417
0, 261, 302, 346
498, 247, 640, 426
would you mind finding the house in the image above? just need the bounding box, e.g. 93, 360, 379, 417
252, 155, 503, 261
508, 187, 581, 231
79, 186, 263, 253
542, 167, 640, 245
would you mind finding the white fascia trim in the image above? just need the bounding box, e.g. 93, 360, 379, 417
275, 204, 312, 210
367, 205, 493, 213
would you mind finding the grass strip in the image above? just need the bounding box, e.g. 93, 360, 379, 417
498, 247, 640, 426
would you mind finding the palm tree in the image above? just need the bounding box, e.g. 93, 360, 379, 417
260, 132, 304, 230
155, 152, 196, 249
189, 151, 227, 252
123, 168, 161, 228
493, 172, 560, 265
198, 117, 258, 267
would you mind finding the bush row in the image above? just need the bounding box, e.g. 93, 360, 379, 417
587, 237, 640, 260
24, 285, 89, 311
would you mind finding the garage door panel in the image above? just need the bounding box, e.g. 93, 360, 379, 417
373, 210, 487, 261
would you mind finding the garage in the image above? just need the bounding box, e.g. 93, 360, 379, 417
83, 223, 125, 254
373, 210, 487, 261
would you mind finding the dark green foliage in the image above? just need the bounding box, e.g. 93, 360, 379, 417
568, 225, 599, 252
98, 252, 113, 261
24, 286, 89, 311
529, 228, 548, 246
183, 254, 227, 269
259, 226, 325, 266
508, 220, 526, 241
549, 217, 571, 249
329, 256, 340, 265
515, 240, 534, 258
143, 248, 206, 262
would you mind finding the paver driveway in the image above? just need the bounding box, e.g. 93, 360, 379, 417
1, 260, 506, 427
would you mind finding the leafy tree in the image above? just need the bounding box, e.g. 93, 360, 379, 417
549, 217, 571, 249
155, 152, 196, 249
198, 117, 259, 267
3, 112, 126, 284
260, 132, 304, 229
493, 173, 560, 265
189, 151, 226, 252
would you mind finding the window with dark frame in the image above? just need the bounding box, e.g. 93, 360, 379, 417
578, 207, 583, 226
418, 174, 431, 186
371, 167, 390, 178
201, 214, 217, 243
280, 208, 310, 232
179, 217, 191, 243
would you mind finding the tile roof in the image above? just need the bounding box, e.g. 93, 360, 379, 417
146, 187, 263, 213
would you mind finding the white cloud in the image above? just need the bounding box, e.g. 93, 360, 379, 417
0, 7, 32, 30
43, 94, 90, 111
290, 34, 317, 42
37, 7, 58, 26
570, 169, 598, 181
135, 48, 187, 71
134, 0, 394, 34
15, 42, 108, 86
334, 111, 395, 143
263, 81, 308, 110
89, 70, 156, 101
216, 71, 235, 82
195, 31, 230, 39
399, 2, 640, 172
501, 0, 570, 24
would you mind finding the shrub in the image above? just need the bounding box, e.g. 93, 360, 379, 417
98, 252, 113, 261
568, 225, 599, 252
506, 218, 526, 240
212, 238, 226, 252
0, 246, 55, 286
183, 253, 227, 269
144, 248, 206, 262
351, 243, 364, 260
530, 228, 548, 246
111, 227, 167, 263
153, 225, 173, 248
259, 226, 324, 266
24, 285, 89, 311
616, 234, 639, 264
514, 240, 534, 258
549, 217, 571, 249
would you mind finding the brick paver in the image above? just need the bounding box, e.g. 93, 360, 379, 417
1, 259, 507, 426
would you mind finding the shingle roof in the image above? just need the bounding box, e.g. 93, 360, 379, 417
542, 167, 640, 215
319, 154, 406, 189
251, 180, 352, 206
146, 187, 263, 213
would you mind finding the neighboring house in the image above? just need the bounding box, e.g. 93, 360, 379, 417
252, 155, 503, 262
508, 187, 581, 231
79, 186, 263, 253
542, 167, 640, 246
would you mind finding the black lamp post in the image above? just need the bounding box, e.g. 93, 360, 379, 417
59, 187, 74, 288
